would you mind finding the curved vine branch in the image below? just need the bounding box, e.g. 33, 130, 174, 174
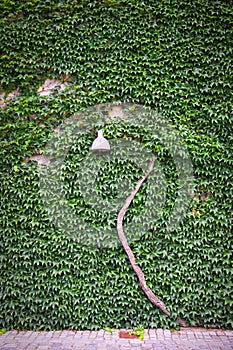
116, 155, 186, 327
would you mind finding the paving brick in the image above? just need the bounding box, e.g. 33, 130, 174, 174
111, 333, 119, 340
89, 332, 97, 338
0, 336, 8, 343
216, 330, 226, 335
171, 334, 180, 340
104, 334, 112, 339
51, 331, 62, 338
49, 342, 63, 347
156, 334, 165, 340
6, 331, 18, 336
143, 335, 150, 341
221, 343, 233, 348
203, 334, 212, 338
187, 333, 196, 340
194, 332, 204, 337
1, 343, 17, 347
82, 331, 91, 335
59, 333, 70, 338
149, 330, 157, 336
107, 345, 119, 350
142, 345, 153, 350
84, 345, 97, 350
17, 341, 31, 349
73, 333, 83, 339
97, 345, 107, 350
128, 338, 141, 343
118, 339, 130, 345
224, 331, 233, 337
72, 346, 87, 350
149, 335, 157, 340
153, 344, 165, 349
164, 330, 171, 337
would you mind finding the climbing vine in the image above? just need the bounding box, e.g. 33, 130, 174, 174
0, 0, 232, 331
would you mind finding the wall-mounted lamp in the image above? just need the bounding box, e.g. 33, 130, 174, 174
91, 130, 110, 152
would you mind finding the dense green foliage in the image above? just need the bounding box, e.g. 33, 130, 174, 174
0, 0, 232, 331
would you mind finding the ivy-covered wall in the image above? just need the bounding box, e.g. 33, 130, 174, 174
0, 0, 232, 331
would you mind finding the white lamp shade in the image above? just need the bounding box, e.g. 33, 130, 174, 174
91, 130, 110, 152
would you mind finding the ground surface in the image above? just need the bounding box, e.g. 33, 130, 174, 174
0, 328, 233, 350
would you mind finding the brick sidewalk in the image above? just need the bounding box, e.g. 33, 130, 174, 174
0, 328, 232, 350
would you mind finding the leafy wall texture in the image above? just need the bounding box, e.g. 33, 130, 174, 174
0, 0, 232, 330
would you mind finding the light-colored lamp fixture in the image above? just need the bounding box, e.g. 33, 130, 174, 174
91, 130, 110, 152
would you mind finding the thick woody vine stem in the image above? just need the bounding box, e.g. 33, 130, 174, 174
117, 155, 186, 327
